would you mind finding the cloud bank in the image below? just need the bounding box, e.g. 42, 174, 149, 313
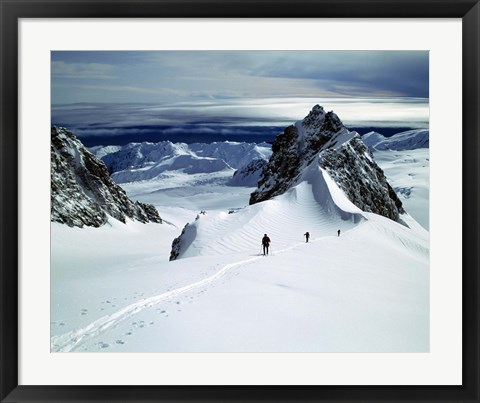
51, 51, 429, 145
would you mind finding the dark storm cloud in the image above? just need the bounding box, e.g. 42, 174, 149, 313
252, 51, 429, 98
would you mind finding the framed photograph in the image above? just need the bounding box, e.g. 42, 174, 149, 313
1, 0, 478, 402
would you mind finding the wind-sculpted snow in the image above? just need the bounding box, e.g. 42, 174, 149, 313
250, 105, 405, 222
362, 129, 429, 151
93, 140, 272, 184
51, 127, 162, 227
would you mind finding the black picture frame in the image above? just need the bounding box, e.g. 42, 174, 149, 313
1, 1, 479, 402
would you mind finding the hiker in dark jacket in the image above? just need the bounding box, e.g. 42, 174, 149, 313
304, 232, 310, 243
262, 234, 271, 255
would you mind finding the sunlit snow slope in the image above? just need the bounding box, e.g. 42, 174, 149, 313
174, 164, 363, 259
51, 158, 428, 353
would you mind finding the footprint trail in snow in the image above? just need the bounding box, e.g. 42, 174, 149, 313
51, 254, 267, 352
50, 235, 329, 353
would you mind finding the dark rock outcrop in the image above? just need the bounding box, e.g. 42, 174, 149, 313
319, 136, 404, 221
169, 223, 197, 261
51, 127, 162, 228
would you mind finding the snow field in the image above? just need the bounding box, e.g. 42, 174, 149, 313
374, 149, 429, 229
51, 218, 428, 352
51, 164, 429, 352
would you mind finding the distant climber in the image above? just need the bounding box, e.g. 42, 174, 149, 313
262, 234, 271, 255
304, 232, 310, 243
337, 229, 341, 237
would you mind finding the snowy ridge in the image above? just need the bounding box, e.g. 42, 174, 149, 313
363, 129, 429, 151
361, 131, 385, 149
88, 145, 122, 159
171, 164, 363, 260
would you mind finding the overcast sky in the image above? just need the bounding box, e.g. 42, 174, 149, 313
51, 51, 429, 135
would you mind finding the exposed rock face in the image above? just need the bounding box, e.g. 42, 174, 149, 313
319, 136, 404, 221
169, 224, 187, 261
249, 105, 405, 222
169, 223, 196, 261
51, 127, 162, 228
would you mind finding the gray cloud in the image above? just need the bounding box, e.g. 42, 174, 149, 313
52, 61, 117, 80
52, 97, 428, 135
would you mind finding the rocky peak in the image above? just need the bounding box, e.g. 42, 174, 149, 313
51, 127, 163, 228
302, 104, 342, 133
249, 105, 405, 222
303, 104, 326, 126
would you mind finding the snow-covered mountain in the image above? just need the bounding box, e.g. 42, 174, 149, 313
168, 105, 427, 262
250, 105, 404, 222
227, 158, 268, 187
92, 140, 272, 184
89, 144, 122, 159
361, 131, 386, 149
362, 129, 429, 151
51, 127, 163, 228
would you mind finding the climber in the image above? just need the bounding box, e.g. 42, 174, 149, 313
304, 232, 310, 243
337, 229, 341, 237
262, 234, 271, 255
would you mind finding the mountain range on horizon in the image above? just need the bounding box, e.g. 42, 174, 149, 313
51, 105, 429, 230
89, 126, 428, 187
50, 122, 426, 148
